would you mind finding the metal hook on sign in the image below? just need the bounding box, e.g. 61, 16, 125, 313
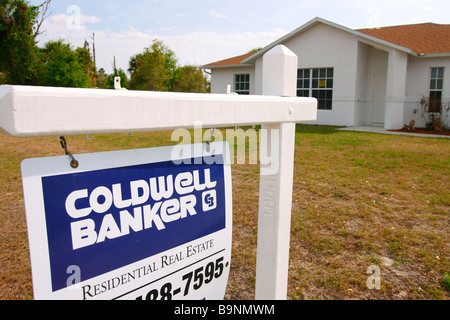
59, 136, 79, 169
205, 128, 216, 153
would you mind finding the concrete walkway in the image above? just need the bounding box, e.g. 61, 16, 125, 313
337, 126, 450, 139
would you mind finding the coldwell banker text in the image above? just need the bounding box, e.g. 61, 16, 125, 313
66, 169, 217, 250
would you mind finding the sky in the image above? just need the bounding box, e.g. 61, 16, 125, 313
29, 0, 450, 74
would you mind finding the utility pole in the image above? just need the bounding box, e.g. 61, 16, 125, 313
90, 32, 97, 70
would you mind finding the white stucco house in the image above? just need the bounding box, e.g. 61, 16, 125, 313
202, 17, 450, 130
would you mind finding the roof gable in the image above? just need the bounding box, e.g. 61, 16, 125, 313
203, 17, 450, 68
242, 17, 418, 64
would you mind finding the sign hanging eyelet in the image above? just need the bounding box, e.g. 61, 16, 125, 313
59, 136, 79, 169
205, 128, 216, 153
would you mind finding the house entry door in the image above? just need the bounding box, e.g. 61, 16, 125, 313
372, 67, 387, 126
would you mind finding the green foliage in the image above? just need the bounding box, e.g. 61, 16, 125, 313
128, 40, 209, 93
248, 47, 263, 53
128, 40, 178, 91
41, 40, 90, 88
0, 1, 94, 88
173, 65, 209, 93
0, 1, 207, 92
75, 45, 97, 87
0, 0, 44, 85
442, 273, 450, 291
95, 68, 108, 89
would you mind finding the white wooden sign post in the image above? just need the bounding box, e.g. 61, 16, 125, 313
256, 45, 299, 300
0, 45, 317, 300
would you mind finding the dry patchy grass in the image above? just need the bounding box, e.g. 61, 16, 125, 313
0, 126, 448, 300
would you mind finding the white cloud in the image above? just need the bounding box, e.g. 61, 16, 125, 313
46, 13, 101, 26
209, 9, 227, 19
81, 15, 102, 24
37, 13, 101, 43
94, 28, 286, 73
36, 14, 286, 74
421, 6, 434, 12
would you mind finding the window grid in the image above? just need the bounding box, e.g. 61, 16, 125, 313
297, 68, 333, 110
234, 74, 250, 95
429, 67, 444, 113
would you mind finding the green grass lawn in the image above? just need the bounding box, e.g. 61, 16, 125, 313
0, 125, 448, 300
288, 125, 449, 299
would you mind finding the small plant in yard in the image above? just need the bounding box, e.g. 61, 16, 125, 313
418, 96, 449, 131
442, 273, 450, 291
403, 120, 416, 132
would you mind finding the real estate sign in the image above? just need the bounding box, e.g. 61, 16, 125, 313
21, 142, 232, 300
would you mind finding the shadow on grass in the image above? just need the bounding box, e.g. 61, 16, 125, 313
296, 124, 344, 134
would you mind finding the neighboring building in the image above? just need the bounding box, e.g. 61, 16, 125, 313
203, 17, 450, 129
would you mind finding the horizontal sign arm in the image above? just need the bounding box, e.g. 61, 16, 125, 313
0, 85, 317, 137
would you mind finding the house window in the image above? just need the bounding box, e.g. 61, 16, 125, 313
297, 68, 334, 110
429, 67, 444, 113
234, 74, 250, 95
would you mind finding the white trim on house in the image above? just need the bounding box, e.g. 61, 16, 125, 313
419, 53, 450, 58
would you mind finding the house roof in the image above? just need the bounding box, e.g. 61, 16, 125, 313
203, 51, 256, 68
357, 23, 450, 55
203, 17, 450, 69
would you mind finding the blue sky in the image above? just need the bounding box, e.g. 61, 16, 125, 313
30, 0, 450, 74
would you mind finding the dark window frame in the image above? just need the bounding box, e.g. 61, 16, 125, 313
429, 67, 444, 113
234, 74, 250, 95
297, 68, 334, 110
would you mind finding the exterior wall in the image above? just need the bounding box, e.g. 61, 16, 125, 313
286, 23, 359, 126
253, 23, 360, 126
254, 58, 263, 95
210, 66, 255, 95
405, 56, 450, 128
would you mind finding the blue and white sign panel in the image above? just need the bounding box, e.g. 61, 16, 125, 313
21, 142, 232, 300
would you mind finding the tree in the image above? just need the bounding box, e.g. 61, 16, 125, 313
248, 47, 263, 53
42, 40, 90, 88
0, 1, 94, 88
128, 40, 178, 91
76, 41, 97, 87
173, 65, 209, 93
0, 0, 45, 85
95, 68, 108, 89
33, 0, 51, 39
